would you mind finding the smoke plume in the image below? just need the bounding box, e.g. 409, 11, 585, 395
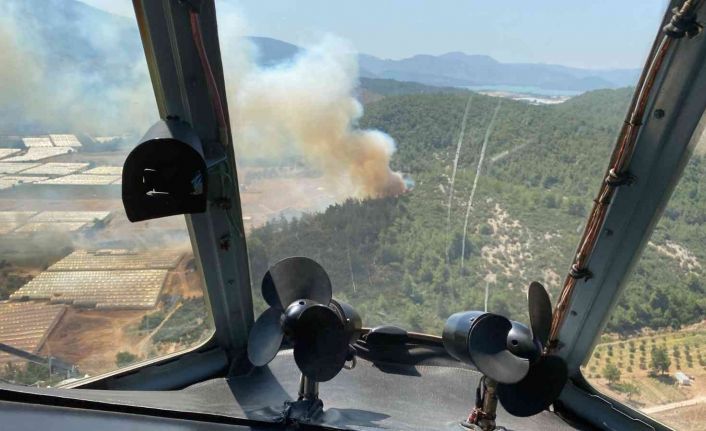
1, 0, 405, 198
0, 0, 157, 136
222, 33, 406, 198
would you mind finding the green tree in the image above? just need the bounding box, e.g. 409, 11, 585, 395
623, 382, 640, 401
603, 363, 621, 384
543, 194, 559, 209
116, 351, 138, 368
567, 200, 586, 217
478, 223, 494, 235
1, 362, 53, 386
650, 346, 671, 375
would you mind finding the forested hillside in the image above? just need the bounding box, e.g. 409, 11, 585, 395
247, 87, 706, 335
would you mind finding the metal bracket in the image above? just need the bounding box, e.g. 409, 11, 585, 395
663, 5, 703, 39
134, 0, 254, 373
568, 264, 592, 281
462, 377, 504, 431
605, 169, 636, 187
280, 374, 324, 423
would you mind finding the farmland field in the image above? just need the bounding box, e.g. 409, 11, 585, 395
583, 323, 706, 430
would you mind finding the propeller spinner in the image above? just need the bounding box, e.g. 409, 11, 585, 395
247, 257, 361, 382
442, 281, 568, 417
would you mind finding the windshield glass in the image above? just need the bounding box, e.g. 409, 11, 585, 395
0, 0, 673, 390
0, 0, 213, 387
583, 117, 706, 431
216, 0, 669, 330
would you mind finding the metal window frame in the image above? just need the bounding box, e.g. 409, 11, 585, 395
4, 3, 703, 429
554, 1, 706, 429
71, 0, 254, 390
135, 0, 255, 368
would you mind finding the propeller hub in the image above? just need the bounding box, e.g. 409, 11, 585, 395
506, 321, 541, 363
283, 299, 317, 334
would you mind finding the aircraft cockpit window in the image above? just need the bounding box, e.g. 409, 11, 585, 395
583, 114, 706, 431
218, 1, 669, 332
0, 1, 213, 387
5, 2, 703, 431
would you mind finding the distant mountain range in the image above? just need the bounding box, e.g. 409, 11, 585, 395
10, 0, 640, 108
249, 37, 640, 93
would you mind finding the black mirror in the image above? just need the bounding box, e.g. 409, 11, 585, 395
122, 119, 207, 222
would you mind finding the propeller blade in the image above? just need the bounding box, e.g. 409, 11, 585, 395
468, 313, 530, 384
497, 355, 568, 417
262, 257, 332, 310
528, 281, 552, 348
293, 304, 348, 382
247, 307, 285, 367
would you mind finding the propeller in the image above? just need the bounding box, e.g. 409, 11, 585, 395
247, 257, 361, 382
442, 281, 568, 417
495, 281, 567, 417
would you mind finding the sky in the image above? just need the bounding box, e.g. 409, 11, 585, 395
81, 0, 670, 70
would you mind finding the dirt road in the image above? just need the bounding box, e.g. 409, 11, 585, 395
643, 396, 706, 414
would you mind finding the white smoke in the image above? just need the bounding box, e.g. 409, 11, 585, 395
220, 11, 405, 198
1, 0, 405, 198
0, 0, 157, 136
